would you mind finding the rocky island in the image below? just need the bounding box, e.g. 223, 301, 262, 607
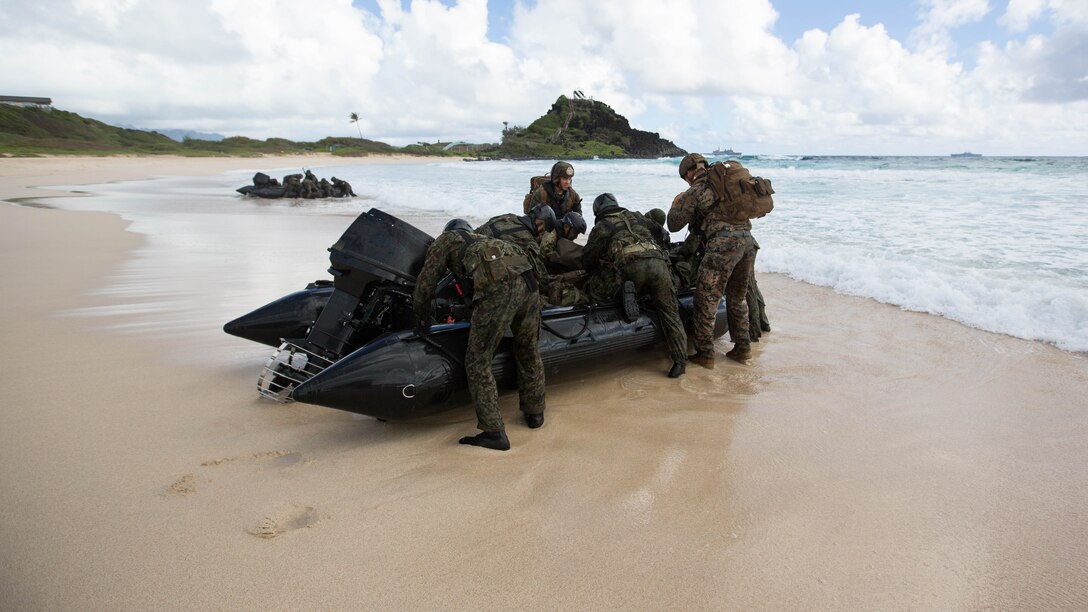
490, 94, 686, 160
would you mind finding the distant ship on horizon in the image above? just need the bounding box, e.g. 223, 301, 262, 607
710, 147, 741, 156
950, 151, 982, 158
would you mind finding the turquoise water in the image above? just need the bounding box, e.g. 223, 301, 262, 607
47, 155, 1088, 354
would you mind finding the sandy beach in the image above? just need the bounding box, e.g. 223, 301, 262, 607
2, 155, 1086, 610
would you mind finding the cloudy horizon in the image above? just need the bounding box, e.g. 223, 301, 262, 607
2, 0, 1085, 155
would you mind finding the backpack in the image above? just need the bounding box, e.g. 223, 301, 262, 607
522, 175, 550, 214
457, 232, 532, 296
705, 160, 774, 220
605, 212, 667, 266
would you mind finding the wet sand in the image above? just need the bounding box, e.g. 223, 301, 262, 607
1, 156, 1086, 610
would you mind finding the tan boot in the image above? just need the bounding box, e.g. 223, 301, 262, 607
726, 345, 752, 363
689, 351, 715, 369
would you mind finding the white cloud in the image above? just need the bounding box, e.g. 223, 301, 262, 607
999, 0, 1047, 31
909, 0, 991, 55
0, 0, 1085, 154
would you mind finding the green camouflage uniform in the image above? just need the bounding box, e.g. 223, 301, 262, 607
478, 214, 548, 279
668, 171, 755, 355
746, 238, 770, 341
413, 230, 545, 432
583, 209, 688, 365
478, 212, 582, 305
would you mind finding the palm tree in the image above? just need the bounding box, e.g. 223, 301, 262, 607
349, 112, 362, 140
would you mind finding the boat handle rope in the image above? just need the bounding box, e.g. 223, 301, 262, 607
540, 305, 593, 341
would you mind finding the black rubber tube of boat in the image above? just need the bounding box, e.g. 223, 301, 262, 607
540, 305, 593, 340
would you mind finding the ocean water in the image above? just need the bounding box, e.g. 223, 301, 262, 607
44, 155, 1088, 355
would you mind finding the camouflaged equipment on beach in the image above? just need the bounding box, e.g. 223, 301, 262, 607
679, 153, 707, 177
551, 161, 574, 181
705, 160, 775, 221
522, 175, 549, 213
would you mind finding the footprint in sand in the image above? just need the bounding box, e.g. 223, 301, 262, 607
246, 504, 321, 539
166, 473, 198, 496
168, 450, 310, 498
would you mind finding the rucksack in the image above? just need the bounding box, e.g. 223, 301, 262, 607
459, 234, 531, 295
522, 175, 549, 214
705, 160, 774, 220
605, 212, 667, 266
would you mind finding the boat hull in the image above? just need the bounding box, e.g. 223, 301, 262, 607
223, 208, 731, 421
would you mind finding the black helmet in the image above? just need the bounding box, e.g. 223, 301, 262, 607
560, 211, 586, 238
444, 218, 473, 233
528, 204, 557, 232
592, 193, 619, 217
550, 161, 574, 181
678, 153, 707, 178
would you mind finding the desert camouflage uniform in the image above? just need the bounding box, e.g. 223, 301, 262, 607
583, 209, 688, 365
413, 230, 545, 432
525, 182, 582, 217
668, 170, 755, 355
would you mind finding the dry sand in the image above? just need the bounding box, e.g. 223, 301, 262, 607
1, 155, 1086, 610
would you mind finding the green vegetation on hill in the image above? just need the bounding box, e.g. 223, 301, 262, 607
485, 95, 686, 160
0, 96, 686, 160
0, 105, 399, 157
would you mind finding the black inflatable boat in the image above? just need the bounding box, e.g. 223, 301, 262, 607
224, 209, 729, 420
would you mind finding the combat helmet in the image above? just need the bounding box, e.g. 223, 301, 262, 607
646, 208, 666, 227
444, 218, 473, 233
678, 153, 707, 178
592, 193, 620, 218
527, 203, 557, 233
550, 161, 575, 182
560, 211, 587, 238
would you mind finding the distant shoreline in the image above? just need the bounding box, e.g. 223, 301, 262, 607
0, 153, 450, 204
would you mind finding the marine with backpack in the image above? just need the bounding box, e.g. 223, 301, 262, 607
668, 153, 771, 368
522, 161, 583, 216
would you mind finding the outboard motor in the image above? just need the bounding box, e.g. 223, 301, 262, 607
256, 209, 433, 400
310, 209, 432, 356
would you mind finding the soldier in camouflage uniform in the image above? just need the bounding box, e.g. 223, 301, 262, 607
282, 173, 303, 198
524, 161, 583, 217
300, 169, 319, 199
412, 219, 546, 451
331, 176, 356, 197
668, 153, 756, 367
583, 193, 688, 378
478, 204, 556, 290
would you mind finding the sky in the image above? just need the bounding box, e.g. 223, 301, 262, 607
1, 0, 1086, 155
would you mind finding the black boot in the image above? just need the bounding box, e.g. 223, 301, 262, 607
622, 280, 640, 322
667, 361, 686, 378
525, 413, 544, 429
458, 430, 510, 451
